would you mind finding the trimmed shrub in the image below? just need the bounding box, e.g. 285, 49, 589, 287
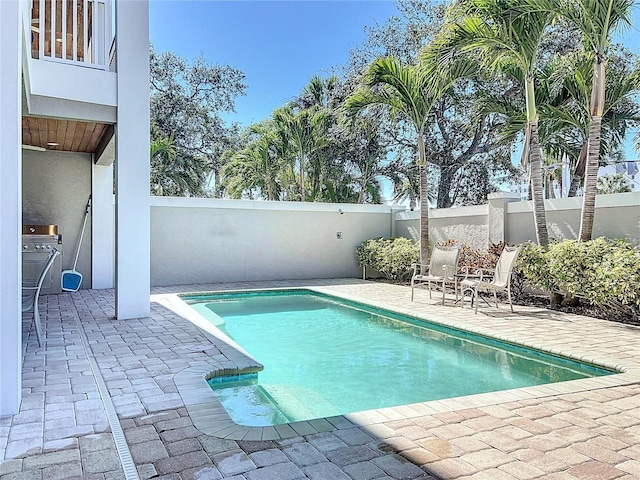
517, 238, 640, 317
357, 238, 508, 283
516, 242, 558, 294
355, 237, 419, 281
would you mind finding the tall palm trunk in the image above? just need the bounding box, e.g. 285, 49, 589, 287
418, 133, 430, 264
529, 123, 549, 246
524, 76, 549, 247
579, 59, 606, 241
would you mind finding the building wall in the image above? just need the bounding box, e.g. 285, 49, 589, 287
150, 197, 393, 286
395, 205, 489, 250
22, 150, 92, 288
148, 192, 638, 286
0, 0, 23, 416
391, 192, 638, 249
506, 192, 640, 246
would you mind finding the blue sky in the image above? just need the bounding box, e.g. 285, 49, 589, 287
150, 0, 399, 127
150, 1, 640, 127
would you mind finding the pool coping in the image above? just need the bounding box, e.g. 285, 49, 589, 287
157, 286, 640, 442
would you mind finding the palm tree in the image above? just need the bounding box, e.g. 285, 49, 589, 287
345, 56, 476, 263
150, 135, 177, 196
539, 51, 640, 198
272, 106, 327, 201
295, 75, 339, 110
548, 0, 635, 241
150, 134, 206, 196
429, 0, 554, 246
220, 125, 282, 201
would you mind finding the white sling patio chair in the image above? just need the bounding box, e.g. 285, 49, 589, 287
22, 247, 60, 347
460, 245, 521, 314
411, 245, 461, 304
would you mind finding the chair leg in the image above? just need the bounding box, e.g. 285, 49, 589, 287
428, 282, 432, 299
474, 287, 479, 314
508, 286, 514, 312
494, 290, 498, 309
33, 304, 43, 347
411, 279, 415, 301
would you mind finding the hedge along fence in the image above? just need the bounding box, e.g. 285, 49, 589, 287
355, 238, 509, 283
516, 238, 640, 319
355, 238, 419, 281
355, 237, 640, 321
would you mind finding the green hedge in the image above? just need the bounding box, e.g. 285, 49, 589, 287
355, 237, 419, 281
356, 236, 639, 319
517, 238, 640, 316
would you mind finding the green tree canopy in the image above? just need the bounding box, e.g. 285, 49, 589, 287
150, 45, 246, 196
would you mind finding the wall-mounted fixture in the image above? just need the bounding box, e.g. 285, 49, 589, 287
336, 232, 343, 239
338, 209, 344, 215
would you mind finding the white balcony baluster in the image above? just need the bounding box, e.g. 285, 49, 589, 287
32, 0, 113, 70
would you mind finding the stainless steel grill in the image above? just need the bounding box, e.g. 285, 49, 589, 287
22, 225, 62, 295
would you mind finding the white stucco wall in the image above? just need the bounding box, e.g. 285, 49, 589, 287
0, 0, 23, 416
22, 150, 92, 287
114, 0, 150, 319
394, 192, 638, 248
149, 192, 637, 287
507, 192, 640, 245
395, 205, 489, 250
150, 198, 393, 286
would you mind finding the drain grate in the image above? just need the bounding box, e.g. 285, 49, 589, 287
68, 295, 140, 480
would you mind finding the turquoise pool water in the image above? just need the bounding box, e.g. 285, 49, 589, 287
183, 290, 613, 427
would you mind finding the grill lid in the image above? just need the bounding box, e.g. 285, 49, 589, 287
23, 224, 58, 235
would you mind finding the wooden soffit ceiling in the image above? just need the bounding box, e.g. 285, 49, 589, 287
22, 116, 111, 153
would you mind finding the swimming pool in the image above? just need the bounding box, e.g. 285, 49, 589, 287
183, 290, 613, 427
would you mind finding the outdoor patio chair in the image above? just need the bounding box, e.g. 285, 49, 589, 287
460, 245, 521, 314
22, 247, 60, 347
411, 245, 461, 304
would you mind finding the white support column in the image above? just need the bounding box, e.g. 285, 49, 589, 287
114, 0, 150, 319
487, 192, 521, 247
0, 0, 23, 416
92, 162, 115, 289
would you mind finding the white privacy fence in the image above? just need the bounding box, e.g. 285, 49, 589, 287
150, 198, 396, 286
149, 192, 639, 286
30, 0, 113, 70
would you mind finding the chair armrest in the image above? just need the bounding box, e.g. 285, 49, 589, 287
475, 268, 495, 281
456, 265, 472, 278
412, 263, 431, 275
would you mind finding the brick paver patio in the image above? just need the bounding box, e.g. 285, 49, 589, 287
2, 279, 639, 479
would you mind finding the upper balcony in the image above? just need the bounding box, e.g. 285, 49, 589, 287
30, 0, 114, 70
23, 0, 118, 122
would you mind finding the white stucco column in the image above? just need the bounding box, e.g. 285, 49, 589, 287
390, 206, 406, 238
114, 0, 150, 319
92, 163, 114, 289
0, 0, 23, 415
487, 192, 521, 247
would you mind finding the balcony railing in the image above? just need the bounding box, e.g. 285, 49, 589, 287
30, 0, 113, 70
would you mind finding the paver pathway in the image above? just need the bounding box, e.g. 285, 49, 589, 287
2, 279, 640, 479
